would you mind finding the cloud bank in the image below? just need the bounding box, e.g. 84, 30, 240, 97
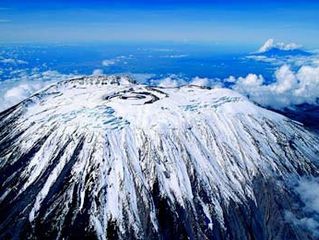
190, 77, 210, 87
0, 70, 77, 111
4, 82, 47, 105
157, 75, 215, 88
158, 76, 186, 88
230, 64, 319, 109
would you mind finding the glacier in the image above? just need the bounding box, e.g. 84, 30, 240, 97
0, 75, 318, 239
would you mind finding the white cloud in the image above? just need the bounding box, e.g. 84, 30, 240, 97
157, 75, 216, 88
4, 82, 47, 105
158, 77, 181, 88
102, 59, 116, 67
231, 64, 319, 109
157, 75, 188, 88
102, 55, 133, 67
92, 69, 104, 76
225, 76, 237, 83
0, 70, 77, 111
258, 39, 275, 53
0, 58, 28, 65
247, 50, 318, 67
246, 55, 282, 65
258, 38, 301, 53
237, 73, 264, 87
162, 54, 188, 59
139, 48, 173, 52
190, 77, 210, 87
296, 178, 319, 213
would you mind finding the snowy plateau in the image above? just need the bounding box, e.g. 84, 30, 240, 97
0, 75, 319, 240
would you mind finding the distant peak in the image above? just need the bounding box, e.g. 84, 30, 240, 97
257, 38, 301, 53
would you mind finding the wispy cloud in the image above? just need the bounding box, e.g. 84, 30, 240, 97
101, 55, 132, 67
102, 59, 116, 67
158, 76, 185, 88
0, 58, 28, 64
161, 54, 188, 59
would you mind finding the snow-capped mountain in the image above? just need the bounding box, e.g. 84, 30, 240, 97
254, 39, 311, 57
0, 75, 318, 240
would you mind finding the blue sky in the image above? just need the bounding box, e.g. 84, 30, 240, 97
0, 0, 319, 48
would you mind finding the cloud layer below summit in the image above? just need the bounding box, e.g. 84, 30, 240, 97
229, 64, 319, 109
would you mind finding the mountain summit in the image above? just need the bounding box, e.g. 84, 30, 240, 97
0, 76, 318, 239
255, 39, 311, 56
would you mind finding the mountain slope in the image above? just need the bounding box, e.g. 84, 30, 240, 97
254, 47, 312, 57
0, 76, 318, 240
